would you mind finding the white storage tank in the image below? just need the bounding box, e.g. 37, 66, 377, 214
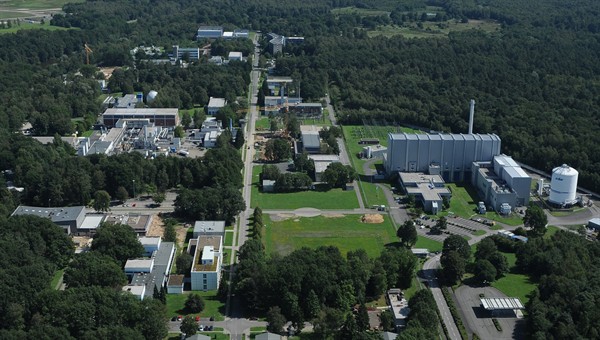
549, 164, 578, 205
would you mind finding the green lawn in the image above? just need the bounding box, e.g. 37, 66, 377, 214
264, 214, 397, 258
165, 291, 225, 321
359, 182, 389, 208
0, 21, 76, 33
224, 231, 234, 247
81, 130, 94, 137
545, 226, 559, 239
0, 0, 83, 9
414, 236, 443, 252
491, 252, 536, 304
50, 268, 64, 289
255, 117, 270, 130
250, 166, 359, 209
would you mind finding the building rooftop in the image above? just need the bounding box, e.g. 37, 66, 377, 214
309, 154, 340, 162
228, 51, 243, 59
208, 97, 226, 108
11, 205, 85, 224
198, 26, 223, 31
125, 259, 154, 272
139, 236, 161, 247
400, 173, 450, 202
79, 215, 105, 230
103, 108, 178, 116
194, 221, 226, 235
389, 132, 500, 142
480, 297, 525, 311
387, 289, 410, 327
114, 94, 139, 108
31, 136, 79, 147
104, 214, 152, 234
255, 333, 282, 340
130, 241, 175, 297
267, 76, 293, 83
192, 236, 221, 272
122, 285, 145, 299
167, 274, 184, 287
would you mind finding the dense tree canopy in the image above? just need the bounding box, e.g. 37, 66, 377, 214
90, 223, 144, 266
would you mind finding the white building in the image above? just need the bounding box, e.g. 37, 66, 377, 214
190, 236, 223, 291
139, 236, 161, 256
207, 97, 227, 115
167, 274, 184, 294
386, 289, 410, 330
228, 51, 243, 61
122, 285, 146, 300
193, 221, 226, 238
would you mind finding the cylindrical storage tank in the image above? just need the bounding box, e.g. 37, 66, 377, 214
549, 164, 578, 205
363, 146, 372, 159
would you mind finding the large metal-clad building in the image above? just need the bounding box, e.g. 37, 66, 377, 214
385, 133, 501, 182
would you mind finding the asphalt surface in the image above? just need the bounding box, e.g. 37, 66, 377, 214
454, 285, 525, 340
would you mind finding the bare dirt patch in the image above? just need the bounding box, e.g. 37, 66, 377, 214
146, 215, 164, 237
176, 225, 188, 246
361, 214, 384, 224
323, 213, 345, 218
270, 213, 295, 222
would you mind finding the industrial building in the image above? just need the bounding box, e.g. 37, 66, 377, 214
102, 108, 180, 127
207, 97, 227, 115
549, 164, 579, 206
266, 76, 294, 96
197, 26, 223, 39
228, 51, 243, 61
123, 239, 175, 300
471, 155, 532, 212
398, 173, 451, 214
11, 205, 86, 235
264, 96, 301, 115
300, 125, 322, 154
193, 221, 225, 238
384, 132, 501, 182
190, 235, 223, 291
309, 154, 340, 182
172, 45, 204, 61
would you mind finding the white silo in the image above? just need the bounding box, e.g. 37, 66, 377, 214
549, 164, 578, 206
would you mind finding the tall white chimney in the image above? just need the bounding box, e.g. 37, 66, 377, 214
468, 99, 475, 134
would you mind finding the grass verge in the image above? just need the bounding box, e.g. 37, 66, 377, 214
166, 291, 225, 321
441, 287, 469, 340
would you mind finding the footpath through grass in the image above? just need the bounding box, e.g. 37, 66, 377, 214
250, 165, 359, 209
264, 214, 397, 258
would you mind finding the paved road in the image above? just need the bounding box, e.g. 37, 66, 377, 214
222, 34, 262, 340
422, 254, 462, 340
168, 318, 267, 334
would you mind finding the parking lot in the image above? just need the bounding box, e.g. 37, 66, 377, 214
416, 215, 497, 243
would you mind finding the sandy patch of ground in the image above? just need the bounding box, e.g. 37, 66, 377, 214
146, 214, 164, 237
361, 214, 384, 224
323, 213, 345, 218
176, 225, 189, 246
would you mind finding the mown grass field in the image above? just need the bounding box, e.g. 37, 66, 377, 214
414, 236, 443, 252
224, 231, 233, 247
0, 20, 75, 32
250, 165, 359, 209
491, 252, 536, 304
165, 290, 225, 321
0, 0, 83, 9
264, 214, 397, 258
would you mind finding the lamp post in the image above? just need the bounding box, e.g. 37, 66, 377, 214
132, 179, 135, 198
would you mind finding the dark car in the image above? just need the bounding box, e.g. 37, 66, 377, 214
171, 316, 177, 321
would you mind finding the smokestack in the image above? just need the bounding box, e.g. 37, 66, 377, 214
468, 99, 475, 134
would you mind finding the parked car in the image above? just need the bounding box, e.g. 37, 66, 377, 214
177, 315, 182, 321
171, 316, 177, 321
195, 316, 200, 322
198, 325, 205, 331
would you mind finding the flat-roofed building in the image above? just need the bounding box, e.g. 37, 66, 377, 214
102, 108, 180, 127
399, 173, 451, 214
228, 51, 243, 61
197, 26, 223, 39
385, 133, 501, 182
173, 45, 203, 61
193, 221, 226, 238
471, 154, 531, 212
126, 241, 175, 299
386, 289, 410, 330
301, 125, 322, 154
125, 259, 154, 274
11, 205, 86, 235
207, 97, 226, 115
139, 236, 161, 256
266, 76, 293, 96
167, 274, 184, 294
122, 285, 146, 300
190, 236, 223, 291
76, 214, 105, 236
103, 213, 153, 235
309, 154, 340, 182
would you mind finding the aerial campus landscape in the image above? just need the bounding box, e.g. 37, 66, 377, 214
2, 1, 600, 340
